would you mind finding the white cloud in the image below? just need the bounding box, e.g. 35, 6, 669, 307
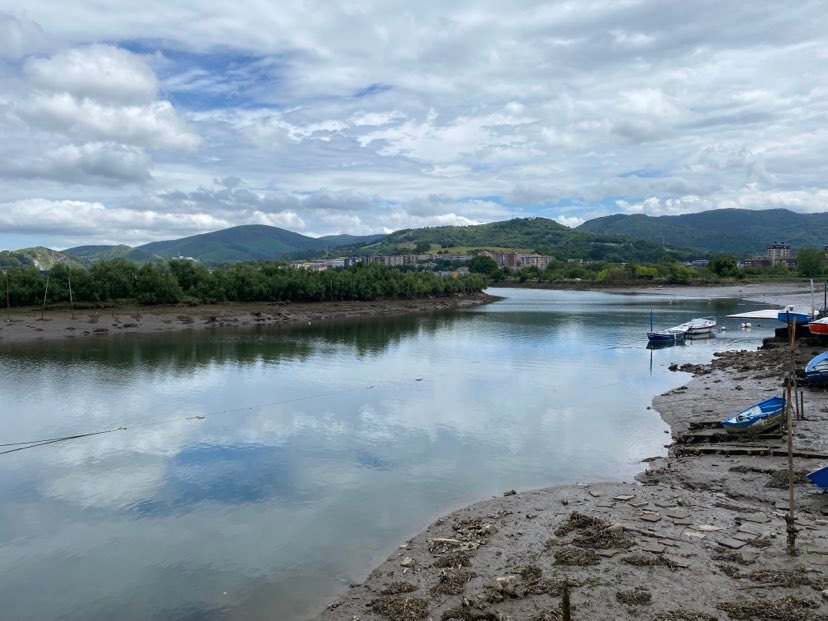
553, 215, 584, 228
0, 12, 47, 59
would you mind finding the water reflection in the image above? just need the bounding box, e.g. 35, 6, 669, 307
0, 289, 777, 621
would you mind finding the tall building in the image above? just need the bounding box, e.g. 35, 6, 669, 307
767, 243, 790, 265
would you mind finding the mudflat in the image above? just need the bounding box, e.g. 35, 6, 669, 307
314, 285, 828, 621
0, 293, 494, 345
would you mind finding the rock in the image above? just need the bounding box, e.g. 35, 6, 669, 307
737, 513, 770, 524
641, 542, 666, 554
665, 509, 690, 520
503, 490, 516, 496
639, 514, 662, 523
614, 495, 635, 501
629, 500, 649, 508
716, 537, 747, 549
400, 556, 415, 567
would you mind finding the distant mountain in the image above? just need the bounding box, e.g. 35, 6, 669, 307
63, 244, 133, 261
577, 208, 828, 256
0, 247, 84, 270
350, 217, 701, 262
129, 225, 384, 263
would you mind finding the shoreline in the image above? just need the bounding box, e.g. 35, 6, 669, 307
314, 288, 828, 620
0, 293, 495, 346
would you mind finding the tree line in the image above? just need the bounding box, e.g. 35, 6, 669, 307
1, 259, 488, 308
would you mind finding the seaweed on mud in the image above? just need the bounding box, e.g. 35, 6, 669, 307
553, 546, 600, 566
369, 594, 430, 621
534, 611, 562, 621
765, 469, 812, 489
717, 563, 742, 578
554, 511, 606, 536
453, 517, 497, 542
433, 550, 473, 568
651, 610, 718, 621
712, 550, 753, 565
381, 581, 418, 595
573, 523, 635, 550
430, 569, 476, 596
747, 537, 773, 549
519, 564, 543, 583
616, 587, 652, 606
441, 597, 499, 621
717, 596, 820, 620
620, 554, 678, 570
747, 567, 823, 589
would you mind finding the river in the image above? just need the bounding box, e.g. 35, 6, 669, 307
0, 288, 776, 620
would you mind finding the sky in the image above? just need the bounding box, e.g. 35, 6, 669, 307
0, 1, 826, 250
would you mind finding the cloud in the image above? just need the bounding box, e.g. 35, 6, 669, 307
25, 44, 159, 105
0, 12, 47, 59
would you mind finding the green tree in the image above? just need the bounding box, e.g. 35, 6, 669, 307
797, 247, 824, 278
708, 254, 739, 278
468, 255, 499, 276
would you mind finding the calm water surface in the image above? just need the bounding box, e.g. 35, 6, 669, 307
0, 288, 776, 620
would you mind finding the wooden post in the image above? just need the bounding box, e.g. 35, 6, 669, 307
799, 390, 804, 421
4, 270, 9, 322
561, 581, 572, 621
68, 273, 75, 320
785, 381, 797, 555
789, 315, 800, 421
40, 272, 50, 320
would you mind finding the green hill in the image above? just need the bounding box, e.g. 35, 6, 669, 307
352, 217, 700, 263
63, 245, 133, 261
577, 208, 828, 256
0, 247, 84, 270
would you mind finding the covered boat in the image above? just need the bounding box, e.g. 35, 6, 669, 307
806, 465, 828, 490
721, 396, 786, 434
670, 316, 716, 335
807, 317, 828, 336
804, 352, 828, 382
777, 304, 817, 324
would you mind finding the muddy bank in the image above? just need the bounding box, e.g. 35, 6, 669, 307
314, 334, 828, 619
0, 293, 495, 345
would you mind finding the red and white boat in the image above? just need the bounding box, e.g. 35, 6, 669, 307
807, 317, 828, 335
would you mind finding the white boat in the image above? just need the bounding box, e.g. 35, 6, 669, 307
670, 316, 716, 335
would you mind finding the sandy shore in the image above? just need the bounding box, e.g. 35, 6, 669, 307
314, 286, 828, 621
0, 293, 495, 345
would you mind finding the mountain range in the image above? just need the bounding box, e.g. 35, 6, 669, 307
1, 208, 825, 269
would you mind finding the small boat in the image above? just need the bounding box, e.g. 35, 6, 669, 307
806, 465, 828, 490
721, 396, 786, 434
804, 352, 828, 382
670, 316, 716, 335
646, 309, 686, 343
808, 317, 828, 335
777, 304, 817, 324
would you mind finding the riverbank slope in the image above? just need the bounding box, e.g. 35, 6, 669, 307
314, 292, 828, 620
0, 293, 495, 345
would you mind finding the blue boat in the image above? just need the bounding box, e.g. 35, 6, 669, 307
646, 310, 686, 343
721, 396, 786, 434
777, 305, 817, 324
805, 352, 828, 382
806, 466, 828, 490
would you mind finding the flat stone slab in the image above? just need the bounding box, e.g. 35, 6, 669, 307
596, 501, 615, 508
664, 556, 692, 568
683, 530, 706, 540
588, 490, 603, 497
641, 542, 666, 554
665, 509, 690, 520
639, 514, 662, 523
737, 513, 770, 524
654, 500, 677, 508
672, 518, 694, 526
717, 537, 747, 550
692, 524, 721, 532
629, 500, 649, 508
596, 549, 620, 558
733, 532, 758, 542
775, 500, 789, 510
737, 523, 766, 536
614, 495, 635, 501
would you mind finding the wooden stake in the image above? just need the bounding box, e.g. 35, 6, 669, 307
40, 272, 50, 320
67, 273, 75, 320
561, 581, 572, 621
789, 315, 800, 421
785, 381, 797, 555
799, 390, 804, 421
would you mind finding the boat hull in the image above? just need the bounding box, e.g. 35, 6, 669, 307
808, 318, 828, 335
721, 396, 786, 434
647, 331, 685, 343
806, 466, 828, 490
805, 352, 828, 382
778, 312, 812, 324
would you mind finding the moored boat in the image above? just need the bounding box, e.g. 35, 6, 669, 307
804, 352, 828, 382
670, 316, 716, 335
721, 396, 786, 434
646, 309, 686, 343
777, 304, 817, 324
807, 317, 828, 335
806, 465, 828, 490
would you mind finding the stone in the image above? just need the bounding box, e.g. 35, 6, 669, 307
693, 524, 721, 532
641, 542, 666, 554
683, 530, 706, 540
733, 532, 757, 542
654, 500, 677, 508
614, 495, 635, 501
665, 509, 690, 520
737, 523, 765, 537
629, 500, 649, 508
664, 556, 692, 568
597, 501, 615, 508
739, 550, 760, 564
672, 518, 693, 526
737, 513, 770, 524
400, 556, 415, 567
588, 490, 603, 497
717, 537, 747, 550
775, 500, 789, 510
640, 514, 662, 523
596, 549, 620, 558
822, 589, 828, 601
